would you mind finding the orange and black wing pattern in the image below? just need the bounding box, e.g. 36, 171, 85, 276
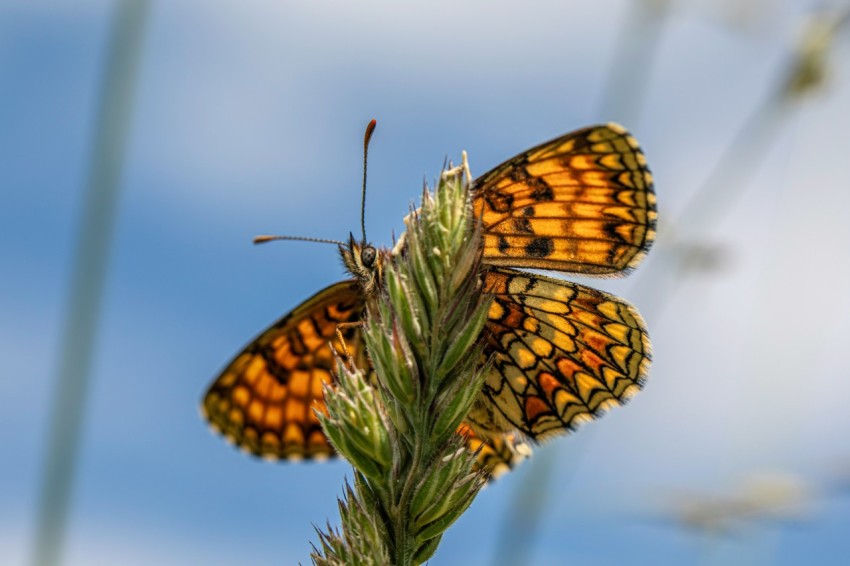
201, 281, 366, 460
457, 424, 532, 478
472, 123, 656, 276
468, 267, 651, 441
203, 123, 656, 469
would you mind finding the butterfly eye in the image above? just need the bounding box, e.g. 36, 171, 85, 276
361, 246, 377, 267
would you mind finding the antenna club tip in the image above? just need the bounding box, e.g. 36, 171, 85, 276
253, 235, 274, 244
364, 119, 377, 147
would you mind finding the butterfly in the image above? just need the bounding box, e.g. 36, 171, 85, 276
201, 122, 656, 475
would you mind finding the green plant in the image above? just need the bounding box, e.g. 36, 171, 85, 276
312, 158, 491, 565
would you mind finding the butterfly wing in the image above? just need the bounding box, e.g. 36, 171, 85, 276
470, 267, 650, 441
472, 123, 657, 275
458, 424, 533, 479
201, 281, 366, 460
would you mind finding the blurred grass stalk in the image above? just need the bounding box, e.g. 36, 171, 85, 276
631, 5, 850, 318
621, 7, 850, 566
31, 2, 149, 566
311, 159, 493, 564
599, 0, 673, 125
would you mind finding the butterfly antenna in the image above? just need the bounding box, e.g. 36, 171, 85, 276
361, 119, 377, 243
253, 234, 346, 246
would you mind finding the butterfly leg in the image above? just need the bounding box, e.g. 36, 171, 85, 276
335, 321, 364, 367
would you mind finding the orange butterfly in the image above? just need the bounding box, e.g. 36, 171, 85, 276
201, 123, 656, 474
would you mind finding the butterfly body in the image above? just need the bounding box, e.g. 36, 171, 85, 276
202, 123, 656, 473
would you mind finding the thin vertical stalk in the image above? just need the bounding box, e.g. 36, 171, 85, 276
31, 3, 149, 566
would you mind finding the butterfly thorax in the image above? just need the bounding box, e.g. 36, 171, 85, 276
339, 233, 385, 297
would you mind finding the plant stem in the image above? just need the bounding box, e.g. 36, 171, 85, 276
312, 158, 491, 565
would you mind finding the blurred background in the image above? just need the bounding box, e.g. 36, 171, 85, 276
3, 0, 850, 564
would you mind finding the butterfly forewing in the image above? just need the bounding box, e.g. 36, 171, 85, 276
472, 123, 657, 275
202, 281, 366, 460
471, 267, 650, 441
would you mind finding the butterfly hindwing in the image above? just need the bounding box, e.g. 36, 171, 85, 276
458, 425, 533, 478
472, 123, 657, 275
471, 267, 651, 441
202, 281, 366, 460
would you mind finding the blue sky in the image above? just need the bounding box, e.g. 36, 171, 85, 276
3, 1, 850, 564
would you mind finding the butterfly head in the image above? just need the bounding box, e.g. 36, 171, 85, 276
340, 232, 383, 295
